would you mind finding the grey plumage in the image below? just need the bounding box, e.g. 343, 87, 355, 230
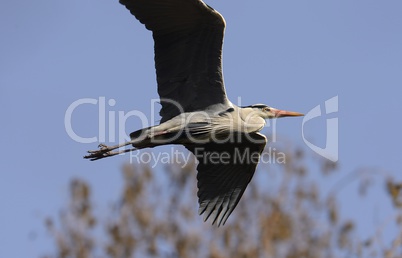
85, 0, 303, 226
120, 0, 230, 123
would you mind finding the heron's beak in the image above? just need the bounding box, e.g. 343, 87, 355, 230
271, 108, 304, 118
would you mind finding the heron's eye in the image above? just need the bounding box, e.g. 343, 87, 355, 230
263, 107, 271, 112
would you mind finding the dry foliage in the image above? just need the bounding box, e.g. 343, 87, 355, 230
43, 146, 402, 258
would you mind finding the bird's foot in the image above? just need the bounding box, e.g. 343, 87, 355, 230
84, 143, 136, 161
84, 144, 118, 161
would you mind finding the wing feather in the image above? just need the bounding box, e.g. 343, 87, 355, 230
120, 0, 230, 122
186, 133, 267, 226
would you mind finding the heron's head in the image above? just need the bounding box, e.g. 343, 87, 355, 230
249, 104, 304, 119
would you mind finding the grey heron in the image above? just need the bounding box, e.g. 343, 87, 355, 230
85, 0, 303, 226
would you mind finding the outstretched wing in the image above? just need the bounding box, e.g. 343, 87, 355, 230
120, 0, 231, 123
186, 133, 267, 226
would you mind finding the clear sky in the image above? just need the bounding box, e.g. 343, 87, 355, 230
1, 0, 402, 256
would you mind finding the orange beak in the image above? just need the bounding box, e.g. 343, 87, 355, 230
271, 108, 304, 118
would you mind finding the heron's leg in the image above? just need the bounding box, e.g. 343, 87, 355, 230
83, 141, 137, 161
87, 142, 133, 153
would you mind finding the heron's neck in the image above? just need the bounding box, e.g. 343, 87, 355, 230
239, 107, 266, 133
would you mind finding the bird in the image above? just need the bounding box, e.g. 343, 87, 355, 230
84, 0, 303, 226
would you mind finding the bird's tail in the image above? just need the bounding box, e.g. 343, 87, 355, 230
129, 126, 153, 149
129, 126, 181, 149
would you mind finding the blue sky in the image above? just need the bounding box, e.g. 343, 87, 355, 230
1, 0, 402, 256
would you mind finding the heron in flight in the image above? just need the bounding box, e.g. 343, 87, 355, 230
85, 0, 303, 226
